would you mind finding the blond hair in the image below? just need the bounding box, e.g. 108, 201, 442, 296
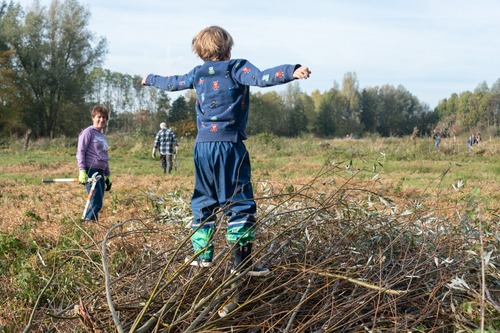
192, 26, 233, 61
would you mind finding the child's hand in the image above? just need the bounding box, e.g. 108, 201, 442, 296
141, 76, 147, 85
293, 66, 311, 79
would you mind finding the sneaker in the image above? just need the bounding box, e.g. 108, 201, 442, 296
231, 266, 271, 277
185, 257, 214, 267
248, 266, 271, 277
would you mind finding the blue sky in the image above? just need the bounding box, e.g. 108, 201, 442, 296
18, 0, 500, 108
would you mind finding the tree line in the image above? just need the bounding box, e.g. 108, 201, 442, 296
1, 0, 499, 141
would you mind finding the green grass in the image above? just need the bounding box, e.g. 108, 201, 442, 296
1, 133, 499, 204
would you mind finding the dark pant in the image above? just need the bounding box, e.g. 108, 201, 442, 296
160, 154, 173, 174
190, 141, 257, 259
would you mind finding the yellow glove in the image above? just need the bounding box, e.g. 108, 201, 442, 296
78, 170, 88, 184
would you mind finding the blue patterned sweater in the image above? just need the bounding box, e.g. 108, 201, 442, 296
143, 59, 299, 142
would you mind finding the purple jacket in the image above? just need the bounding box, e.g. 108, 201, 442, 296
76, 125, 110, 176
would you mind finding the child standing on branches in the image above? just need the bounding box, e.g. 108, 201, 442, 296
142, 25, 311, 276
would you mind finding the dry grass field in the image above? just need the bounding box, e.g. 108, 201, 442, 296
0, 134, 498, 332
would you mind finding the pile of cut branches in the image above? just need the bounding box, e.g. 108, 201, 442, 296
23, 164, 499, 332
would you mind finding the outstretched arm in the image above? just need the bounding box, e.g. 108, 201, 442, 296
142, 67, 198, 91
232, 60, 311, 87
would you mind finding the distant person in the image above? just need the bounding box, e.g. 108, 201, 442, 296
475, 132, 481, 145
76, 105, 112, 223
467, 133, 476, 149
433, 132, 441, 148
142, 25, 311, 276
152, 122, 178, 174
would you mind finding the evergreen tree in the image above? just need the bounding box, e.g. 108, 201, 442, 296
314, 90, 342, 137
360, 87, 378, 133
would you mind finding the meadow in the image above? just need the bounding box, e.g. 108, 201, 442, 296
0, 134, 498, 332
